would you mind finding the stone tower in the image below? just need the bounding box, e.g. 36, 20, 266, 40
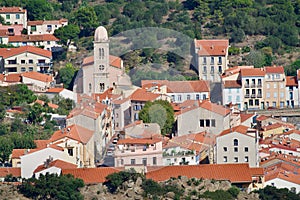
93, 26, 110, 94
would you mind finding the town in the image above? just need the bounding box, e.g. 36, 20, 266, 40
0, 3, 299, 200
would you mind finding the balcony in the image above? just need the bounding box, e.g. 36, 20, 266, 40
257, 84, 262, 88
251, 84, 256, 88
202, 71, 207, 74
245, 94, 250, 98
245, 84, 250, 88
251, 94, 256, 98
210, 71, 215, 74
46, 28, 52, 32
37, 63, 52, 67
257, 94, 262, 98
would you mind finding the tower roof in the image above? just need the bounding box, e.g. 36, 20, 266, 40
94, 26, 108, 42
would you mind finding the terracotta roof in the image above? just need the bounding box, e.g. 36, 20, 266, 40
93, 88, 121, 102
117, 138, 161, 145
286, 76, 298, 86
11, 149, 26, 159
9, 34, 59, 42
62, 168, 120, 184
33, 159, 77, 174
240, 113, 254, 123
0, 46, 52, 58
256, 115, 269, 121
224, 80, 242, 88
68, 102, 107, 120
130, 88, 160, 102
146, 164, 258, 183
82, 55, 122, 68
194, 39, 229, 56
0, 73, 22, 82
240, 68, 265, 77
0, 168, 21, 177
265, 66, 284, 74
249, 167, 264, 176
265, 169, 300, 185
22, 71, 53, 83
218, 125, 250, 137
27, 19, 68, 26
0, 7, 26, 13
199, 100, 230, 116
50, 124, 94, 144
141, 80, 210, 93
297, 70, 300, 80
0, 24, 23, 36
34, 140, 49, 149
261, 123, 283, 131
46, 87, 64, 93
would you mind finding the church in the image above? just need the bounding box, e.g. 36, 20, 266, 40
73, 26, 131, 95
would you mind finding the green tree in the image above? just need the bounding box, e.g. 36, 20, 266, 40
139, 100, 175, 136
18, 173, 84, 200
0, 137, 13, 162
25, 0, 54, 20
71, 6, 98, 36
27, 103, 43, 124
255, 185, 300, 200
58, 63, 77, 89
54, 24, 80, 47
245, 50, 266, 68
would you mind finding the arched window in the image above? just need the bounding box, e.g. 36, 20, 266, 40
99, 65, 104, 70
99, 48, 104, 59
233, 139, 238, 146
100, 83, 105, 92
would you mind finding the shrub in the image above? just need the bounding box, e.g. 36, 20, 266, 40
142, 179, 164, 197
228, 186, 240, 197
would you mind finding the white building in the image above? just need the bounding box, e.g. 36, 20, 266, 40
27, 19, 68, 35
0, 7, 27, 28
22, 71, 54, 92
222, 80, 243, 109
216, 125, 259, 167
286, 76, 299, 108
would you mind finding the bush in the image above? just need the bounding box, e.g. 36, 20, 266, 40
228, 186, 240, 197
142, 179, 164, 197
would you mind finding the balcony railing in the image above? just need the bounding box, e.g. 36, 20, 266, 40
257, 94, 262, 98
251, 84, 256, 88
210, 71, 214, 74
245, 84, 250, 88
257, 84, 262, 88
251, 94, 256, 98
245, 94, 250, 98
203, 71, 207, 74
37, 63, 52, 67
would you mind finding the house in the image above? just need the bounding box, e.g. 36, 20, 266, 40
194, 39, 229, 82
8, 34, 61, 51
22, 71, 54, 92
141, 80, 210, 103
33, 159, 77, 179
222, 80, 243, 109
163, 131, 215, 165
264, 66, 286, 108
0, 23, 23, 38
176, 100, 231, 136
146, 164, 264, 192
216, 125, 259, 167
0, 46, 52, 73
0, 7, 27, 28
46, 87, 77, 102
0, 168, 21, 182
112, 97, 131, 132
114, 138, 163, 167
0, 73, 22, 86
27, 19, 68, 35
285, 76, 298, 108
123, 120, 161, 139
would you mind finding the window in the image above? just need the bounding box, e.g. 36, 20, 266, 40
28, 59, 33, 64
210, 57, 214, 64
196, 94, 200, 100
100, 83, 105, 92
99, 48, 104, 59
30, 25, 36, 32
187, 94, 190, 100
245, 156, 249, 162
274, 92, 277, 98
266, 92, 270, 98
131, 159, 136, 165
236, 88, 239, 93
6, 14, 10, 19
218, 57, 222, 64
211, 119, 216, 127
21, 60, 25, 64
16, 14, 20, 19
280, 83, 284, 88
228, 96, 232, 102
178, 95, 182, 101
255, 99, 259, 106
233, 139, 238, 146
210, 66, 214, 73
274, 83, 277, 88
228, 88, 232, 94
21, 67, 26, 72
203, 57, 206, 64
68, 148, 73, 156
134, 113, 139, 120
236, 96, 240, 102
203, 66, 207, 73
234, 157, 238, 162
249, 100, 253, 106
244, 147, 248, 152
280, 92, 284, 98
273, 102, 276, 107
206, 119, 210, 127
171, 95, 175, 101
29, 67, 33, 71
218, 66, 222, 73
223, 147, 227, 152
203, 94, 207, 99
142, 158, 147, 166
153, 157, 157, 165
99, 65, 104, 70
200, 119, 204, 127
267, 83, 270, 89
88, 83, 92, 92
223, 156, 227, 162
234, 147, 238, 152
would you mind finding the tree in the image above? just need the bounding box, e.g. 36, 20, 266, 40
255, 185, 300, 200
139, 100, 175, 136
27, 103, 43, 124
18, 173, 84, 200
245, 50, 266, 68
25, 0, 54, 20
58, 63, 77, 89
71, 6, 98, 36
54, 24, 80, 47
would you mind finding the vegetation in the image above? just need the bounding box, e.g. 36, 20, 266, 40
18, 173, 84, 200
58, 63, 78, 89
139, 100, 175, 136
254, 185, 300, 200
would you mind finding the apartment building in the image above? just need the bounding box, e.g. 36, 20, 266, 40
222, 80, 243, 109
0, 7, 27, 28
286, 76, 299, 108
0, 46, 52, 73
240, 68, 265, 110
264, 66, 286, 108
194, 39, 229, 82
27, 19, 68, 35
114, 138, 163, 167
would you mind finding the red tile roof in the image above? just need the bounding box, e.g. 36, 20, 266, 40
0, 46, 52, 58
240, 113, 254, 123
68, 102, 107, 120
286, 76, 297, 86
265, 66, 284, 74
27, 19, 68, 26
261, 123, 284, 131
62, 167, 121, 184
22, 71, 53, 83
194, 39, 229, 56
130, 88, 160, 102
50, 124, 94, 144
141, 80, 210, 93
0, 168, 21, 177
265, 169, 300, 185
199, 100, 230, 116
34, 140, 49, 149
256, 115, 269, 121
0, 7, 26, 13
0, 73, 22, 82
223, 80, 242, 88
35, 99, 59, 109
218, 125, 250, 137
9, 34, 59, 42
240, 68, 265, 77
46, 87, 64, 93
33, 159, 77, 174
117, 138, 161, 145
82, 55, 122, 68
146, 164, 260, 183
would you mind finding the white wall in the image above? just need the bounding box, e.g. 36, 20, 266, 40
35, 166, 62, 179
265, 178, 300, 193
223, 88, 243, 109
